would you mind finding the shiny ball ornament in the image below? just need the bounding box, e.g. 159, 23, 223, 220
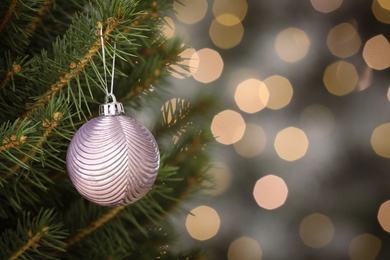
66, 100, 160, 207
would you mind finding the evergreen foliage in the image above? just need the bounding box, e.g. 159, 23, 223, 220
0, 0, 214, 258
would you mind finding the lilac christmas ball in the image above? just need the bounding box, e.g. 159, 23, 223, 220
66, 115, 160, 207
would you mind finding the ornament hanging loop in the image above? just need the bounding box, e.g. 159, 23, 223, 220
99, 24, 123, 116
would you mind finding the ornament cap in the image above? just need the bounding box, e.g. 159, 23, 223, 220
99, 94, 124, 116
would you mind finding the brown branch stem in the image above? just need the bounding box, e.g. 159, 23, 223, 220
8, 226, 49, 260
0, 0, 19, 32
65, 206, 125, 249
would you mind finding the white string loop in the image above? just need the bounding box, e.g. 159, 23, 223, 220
100, 26, 117, 103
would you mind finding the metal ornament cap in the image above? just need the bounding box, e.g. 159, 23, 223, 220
66, 112, 160, 207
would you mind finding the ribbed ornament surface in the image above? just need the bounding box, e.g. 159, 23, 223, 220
66, 115, 160, 207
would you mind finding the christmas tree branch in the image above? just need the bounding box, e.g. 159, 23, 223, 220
21, 20, 118, 122
0, 0, 18, 32
25, 0, 54, 33
0, 134, 26, 153
5, 111, 63, 179
65, 206, 125, 249
0, 62, 21, 91
9, 226, 49, 260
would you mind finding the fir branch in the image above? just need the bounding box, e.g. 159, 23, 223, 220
9, 226, 49, 260
5, 111, 63, 179
21, 20, 118, 122
65, 206, 125, 249
0, 134, 27, 152
25, 0, 54, 33
0, 0, 19, 33
0, 61, 21, 91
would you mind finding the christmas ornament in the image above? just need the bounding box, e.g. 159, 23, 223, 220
66, 27, 160, 207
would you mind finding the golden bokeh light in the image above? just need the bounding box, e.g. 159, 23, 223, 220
186, 205, 221, 241
371, 123, 390, 158
170, 48, 199, 79
378, 200, 390, 232
191, 48, 224, 83
161, 16, 175, 39
213, 0, 248, 22
323, 60, 359, 96
372, 0, 390, 24
209, 16, 244, 49
234, 79, 269, 114
263, 75, 293, 110
300, 104, 335, 138
379, 0, 390, 10
202, 162, 232, 196
388, 86, 390, 102
349, 233, 382, 260
327, 22, 361, 58
299, 213, 334, 248
275, 27, 311, 63
310, 0, 343, 13
362, 34, 390, 70
274, 127, 309, 161
211, 110, 246, 145
227, 236, 262, 260
253, 175, 288, 210
215, 13, 242, 26
234, 123, 267, 158
173, 0, 208, 25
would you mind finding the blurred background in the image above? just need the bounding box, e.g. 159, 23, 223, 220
162, 0, 390, 259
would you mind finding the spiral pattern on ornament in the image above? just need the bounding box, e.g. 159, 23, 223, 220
66, 115, 160, 207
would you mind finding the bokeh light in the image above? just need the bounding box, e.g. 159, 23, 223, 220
378, 200, 390, 232
173, 0, 208, 24
211, 110, 246, 145
362, 34, 390, 70
371, 123, 390, 158
274, 127, 309, 161
388, 86, 390, 102
234, 123, 267, 158
323, 60, 359, 96
191, 48, 224, 83
213, 0, 248, 22
326, 22, 361, 58
234, 79, 269, 114
185, 205, 221, 241
372, 0, 390, 24
299, 213, 335, 248
227, 236, 262, 260
253, 175, 288, 210
275, 27, 311, 62
349, 233, 382, 260
209, 15, 244, 49
161, 16, 175, 39
310, 0, 343, 13
300, 104, 335, 139
202, 162, 232, 196
263, 75, 293, 110
170, 48, 199, 79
